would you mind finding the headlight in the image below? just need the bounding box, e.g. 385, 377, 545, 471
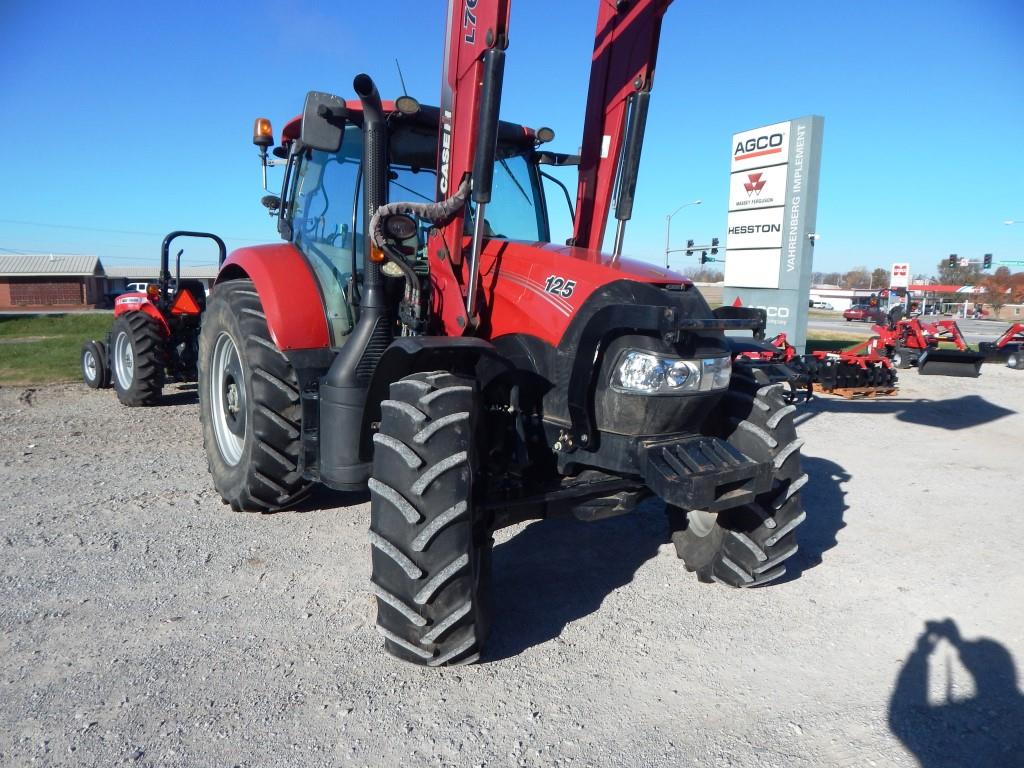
611, 350, 731, 395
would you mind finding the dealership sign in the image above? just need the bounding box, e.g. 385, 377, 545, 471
723, 116, 825, 352
890, 262, 910, 289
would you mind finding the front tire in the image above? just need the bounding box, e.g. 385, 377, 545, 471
81, 340, 110, 389
892, 348, 912, 369
670, 362, 806, 587
198, 279, 310, 512
369, 371, 490, 667
1007, 350, 1023, 370
111, 313, 165, 406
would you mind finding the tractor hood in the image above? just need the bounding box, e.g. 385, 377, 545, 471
471, 237, 692, 346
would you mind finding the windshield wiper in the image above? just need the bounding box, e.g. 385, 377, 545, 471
499, 158, 531, 205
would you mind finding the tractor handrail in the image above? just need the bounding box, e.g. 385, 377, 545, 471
159, 231, 228, 303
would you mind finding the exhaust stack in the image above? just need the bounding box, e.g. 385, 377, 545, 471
319, 73, 394, 490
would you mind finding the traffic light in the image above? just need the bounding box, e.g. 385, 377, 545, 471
685, 239, 694, 257
711, 237, 719, 255
700, 250, 709, 264
948, 254, 958, 268
983, 253, 992, 269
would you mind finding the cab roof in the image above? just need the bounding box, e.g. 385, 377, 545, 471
280, 100, 536, 147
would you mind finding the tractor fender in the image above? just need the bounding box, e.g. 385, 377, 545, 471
215, 243, 330, 351
359, 336, 512, 460
113, 294, 170, 336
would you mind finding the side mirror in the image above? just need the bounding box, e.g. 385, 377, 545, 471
301, 91, 347, 152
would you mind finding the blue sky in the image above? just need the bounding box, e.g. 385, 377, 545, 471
1, 0, 1022, 276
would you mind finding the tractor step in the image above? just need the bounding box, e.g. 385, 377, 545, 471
640, 435, 773, 513
812, 383, 899, 400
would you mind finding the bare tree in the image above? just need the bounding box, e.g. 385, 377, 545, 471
683, 267, 724, 283
842, 266, 871, 289
935, 258, 982, 286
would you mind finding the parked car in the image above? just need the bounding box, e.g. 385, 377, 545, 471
809, 300, 835, 310
843, 303, 887, 323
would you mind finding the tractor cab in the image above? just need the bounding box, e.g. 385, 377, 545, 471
255, 103, 563, 345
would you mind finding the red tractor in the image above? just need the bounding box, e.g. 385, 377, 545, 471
978, 323, 1024, 370
871, 310, 984, 376
82, 231, 225, 404
198, 0, 807, 666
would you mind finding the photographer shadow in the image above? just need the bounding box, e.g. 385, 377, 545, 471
889, 619, 1024, 767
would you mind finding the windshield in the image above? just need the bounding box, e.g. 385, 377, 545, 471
288, 121, 547, 343
474, 151, 546, 241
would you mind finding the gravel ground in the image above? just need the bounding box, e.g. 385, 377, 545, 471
1, 367, 1022, 767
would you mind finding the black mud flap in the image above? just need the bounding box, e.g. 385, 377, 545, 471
917, 349, 984, 377
640, 436, 773, 512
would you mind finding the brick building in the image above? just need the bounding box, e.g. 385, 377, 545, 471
0, 254, 104, 309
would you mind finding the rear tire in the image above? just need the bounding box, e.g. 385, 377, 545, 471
111, 313, 165, 406
81, 340, 110, 389
198, 279, 311, 512
369, 371, 490, 667
670, 362, 806, 587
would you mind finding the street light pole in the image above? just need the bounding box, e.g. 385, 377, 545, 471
1005, 219, 1022, 225
664, 199, 702, 268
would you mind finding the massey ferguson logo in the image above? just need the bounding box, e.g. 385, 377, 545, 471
743, 173, 766, 196
735, 132, 783, 161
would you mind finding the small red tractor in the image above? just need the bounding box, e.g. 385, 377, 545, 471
870, 311, 984, 377
978, 323, 1024, 370
81, 231, 225, 404
198, 0, 808, 666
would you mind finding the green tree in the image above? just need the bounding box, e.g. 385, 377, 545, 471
871, 267, 890, 289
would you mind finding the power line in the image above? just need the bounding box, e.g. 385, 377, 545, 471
0, 245, 94, 256
0, 218, 268, 242
0, 246, 221, 262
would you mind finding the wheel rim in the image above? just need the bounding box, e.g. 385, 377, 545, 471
83, 348, 98, 382
686, 509, 717, 538
211, 332, 246, 466
113, 331, 134, 390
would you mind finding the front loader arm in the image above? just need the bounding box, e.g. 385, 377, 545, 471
429, 0, 511, 335
572, 0, 672, 252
